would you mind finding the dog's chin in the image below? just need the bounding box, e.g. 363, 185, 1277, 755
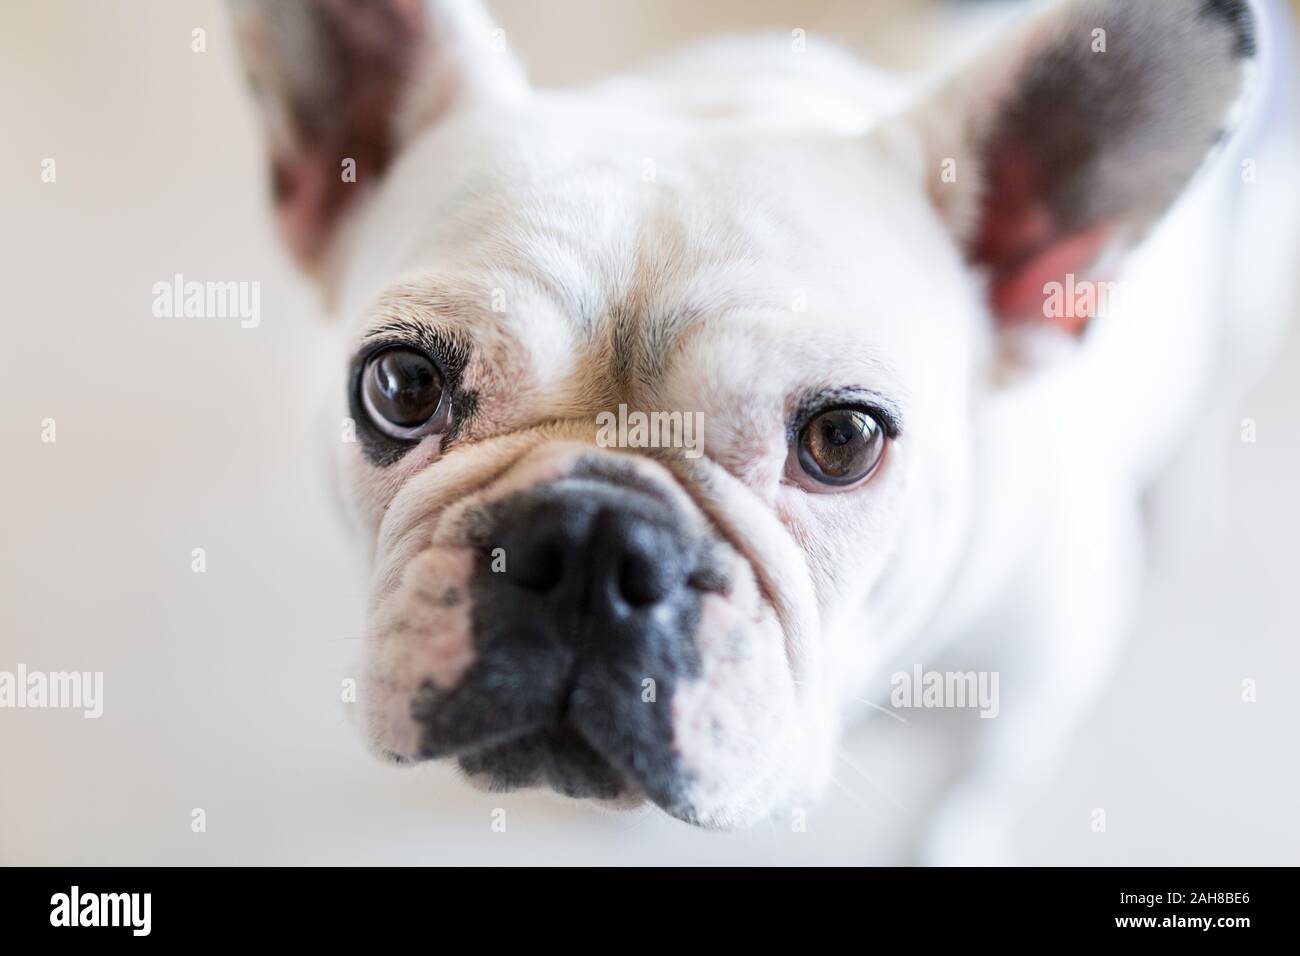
451, 722, 696, 819
456, 723, 626, 798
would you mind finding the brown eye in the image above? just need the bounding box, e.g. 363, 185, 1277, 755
361, 347, 447, 439
794, 407, 887, 488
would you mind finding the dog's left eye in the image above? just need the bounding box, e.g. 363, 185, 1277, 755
360, 347, 448, 439
790, 406, 887, 490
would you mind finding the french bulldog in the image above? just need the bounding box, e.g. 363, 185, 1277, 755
226, 0, 1283, 856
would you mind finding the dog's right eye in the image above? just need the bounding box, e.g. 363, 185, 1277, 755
360, 347, 448, 439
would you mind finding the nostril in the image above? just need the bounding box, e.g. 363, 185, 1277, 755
485, 493, 693, 615
612, 516, 687, 609
510, 541, 565, 592
618, 548, 671, 607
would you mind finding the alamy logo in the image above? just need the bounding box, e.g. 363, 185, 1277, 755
50, 886, 151, 936
595, 403, 704, 459
0, 664, 103, 718
889, 665, 999, 718
1041, 273, 1146, 322
151, 273, 260, 328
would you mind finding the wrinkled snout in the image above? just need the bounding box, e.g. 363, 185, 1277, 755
410, 473, 716, 812
364, 443, 816, 827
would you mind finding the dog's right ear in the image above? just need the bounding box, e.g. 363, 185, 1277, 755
227, 0, 526, 284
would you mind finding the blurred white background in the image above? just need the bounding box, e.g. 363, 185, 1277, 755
1, 0, 1298, 865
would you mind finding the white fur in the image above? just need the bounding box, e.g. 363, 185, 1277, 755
233, 0, 1298, 856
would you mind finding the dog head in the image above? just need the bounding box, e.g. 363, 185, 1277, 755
229, 0, 1254, 826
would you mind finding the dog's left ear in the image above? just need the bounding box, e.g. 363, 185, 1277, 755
896, 0, 1256, 332
227, 0, 527, 284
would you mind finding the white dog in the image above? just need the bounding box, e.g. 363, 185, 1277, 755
227, 0, 1293, 860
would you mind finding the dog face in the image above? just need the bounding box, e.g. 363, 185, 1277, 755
339, 126, 950, 824
230, 0, 1254, 826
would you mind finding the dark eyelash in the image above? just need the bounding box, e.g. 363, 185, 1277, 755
358, 324, 471, 380
789, 390, 903, 442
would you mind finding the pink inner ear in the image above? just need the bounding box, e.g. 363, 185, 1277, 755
968, 142, 1114, 333
272, 155, 336, 266
985, 223, 1114, 334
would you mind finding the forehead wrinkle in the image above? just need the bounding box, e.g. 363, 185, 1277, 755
365, 268, 581, 347
367, 278, 487, 330
441, 161, 650, 339
476, 234, 605, 337
598, 209, 760, 403
656, 309, 909, 414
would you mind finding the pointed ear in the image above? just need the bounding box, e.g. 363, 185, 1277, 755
227, 0, 527, 280
899, 0, 1256, 332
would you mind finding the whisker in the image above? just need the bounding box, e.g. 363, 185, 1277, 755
827, 773, 879, 819
835, 743, 905, 811
848, 696, 910, 725
791, 681, 909, 725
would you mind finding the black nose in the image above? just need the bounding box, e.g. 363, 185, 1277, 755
493, 486, 691, 613
470, 479, 703, 671
508, 494, 686, 610
419, 477, 706, 812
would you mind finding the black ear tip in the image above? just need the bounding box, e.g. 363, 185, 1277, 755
1200, 0, 1258, 58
